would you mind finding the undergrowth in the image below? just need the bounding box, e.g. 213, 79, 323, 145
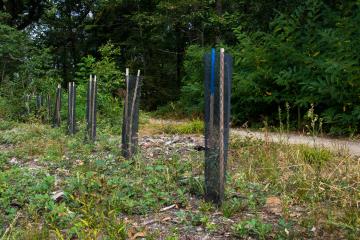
141, 119, 204, 135
0, 120, 358, 239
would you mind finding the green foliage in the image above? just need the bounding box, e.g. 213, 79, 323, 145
74, 42, 123, 126
0, 122, 197, 238
301, 147, 332, 170
0, 22, 60, 120
177, 1, 360, 135
74, 55, 95, 84
161, 119, 204, 134
233, 0, 360, 134
179, 45, 208, 115
0, 124, 45, 144
3, 0, 360, 135
221, 198, 247, 218
0, 168, 55, 229
75, 42, 123, 94
232, 218, 272, 239
95, 42, 123, 92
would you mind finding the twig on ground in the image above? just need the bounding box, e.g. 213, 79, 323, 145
160, 204, 176, 212
1, 211, 21, 240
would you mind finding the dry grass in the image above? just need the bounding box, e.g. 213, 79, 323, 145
228, 136, 360, 238
140, 118, 203, 135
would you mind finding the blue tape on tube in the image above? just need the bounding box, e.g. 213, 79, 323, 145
210, 48, 216, 95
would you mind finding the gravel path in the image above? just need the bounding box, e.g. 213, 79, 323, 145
231, 129, 359, 156
147, 118, 360, 156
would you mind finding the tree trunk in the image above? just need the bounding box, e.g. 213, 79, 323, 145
1, 62, 6, 83
215, 0, 222, 44
175, 24, 183, 92
216, 0, 222, 15
297, 106, 301, 131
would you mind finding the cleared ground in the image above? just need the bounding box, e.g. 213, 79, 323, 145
149, 118, 360, 156
0, 119, 359, 239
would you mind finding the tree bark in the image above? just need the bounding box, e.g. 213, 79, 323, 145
175, 24, 184, 92
215, 0, 222, 44
216, 0, 222, 15
1, 61, 6, 83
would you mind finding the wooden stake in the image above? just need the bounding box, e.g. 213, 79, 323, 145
25, 94, 30, 115
87, 75, 93, 141
72, 82, 76, 133
54, 84, 61, 127
87, 75, 92, 127
123, 68, 130, 157
47, 94, 51, 123
68, 82, 71, 133
68, 82, 76, 134
58, 84, 61, 126
91, 76, 97, 141
128, 69, 141, 156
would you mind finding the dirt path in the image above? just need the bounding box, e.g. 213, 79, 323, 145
231, 129, 359, 156
147, 118, 360, 156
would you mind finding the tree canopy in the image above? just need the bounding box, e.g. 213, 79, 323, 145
1, 0, 360, 134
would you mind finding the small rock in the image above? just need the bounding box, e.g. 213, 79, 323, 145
172, 136, 180, 143
75, 159, 84, 166
52, 190, 65, 202
9, 157, 19, 164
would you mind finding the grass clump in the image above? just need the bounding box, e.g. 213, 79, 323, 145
140, 118, 203, 135
229, 135, 360, 238
162, 119, 203, 134
301, 146, 332, 168
221, 198, 247, 218
0, 125, 45, 144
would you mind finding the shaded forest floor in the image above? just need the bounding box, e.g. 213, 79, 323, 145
0, 119, 359, 239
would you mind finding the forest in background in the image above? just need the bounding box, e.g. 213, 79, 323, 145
1, 0, 360, 135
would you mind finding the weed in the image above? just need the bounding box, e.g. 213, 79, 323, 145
301, 146, 332, 170
305, 104, 323, 137
175, 210, 188, 224
185, 176, 205, 196
198, 200, 215, 213
221, 198, 247, 218
162, 119, 204, 134
278, 106, 284, 134
232, 218, 272, 239
0, 120, 15, 131
165, 233, 180, 240
276, 218, 294, 239
286, 102, 290, 133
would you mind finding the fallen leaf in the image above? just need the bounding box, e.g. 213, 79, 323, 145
131, 232, 146, 239
161, 217, 171, 222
